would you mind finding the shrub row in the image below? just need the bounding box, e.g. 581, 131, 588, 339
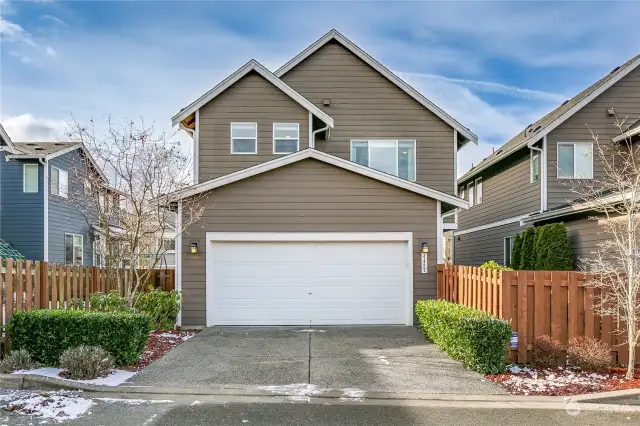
510, 223, 573, 271
415, 300, 512, 374
9, 309, 152, 366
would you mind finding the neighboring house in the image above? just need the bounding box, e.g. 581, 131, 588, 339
453, 53, 640, 267
0, 123, 113, 266
166, 29, 475, 327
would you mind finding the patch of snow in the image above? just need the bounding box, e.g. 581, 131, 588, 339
339, 388, 365, 401
507, 365, 532, 374
377, 356, 390, 365
242, 420, 249, 424
13, 367, 137, 386
0, 390, 94, 422
190, 400, 203, 406
258, 383, 328, 400
500, 368, 616, 394
295, 329, 326, 333
157, 333, 182, 339
94, 398, 173, 405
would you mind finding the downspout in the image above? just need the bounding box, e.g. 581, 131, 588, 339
311, 123, 330, 149
529, 143, 545, 213
179, 123, 197, 184
39, 158, 49, 261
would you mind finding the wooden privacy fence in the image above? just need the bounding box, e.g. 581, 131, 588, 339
0, 258, 175, 335
437, 264, 639, 366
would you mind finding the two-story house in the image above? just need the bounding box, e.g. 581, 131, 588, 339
453, 53, 640, 267
164, 29, 474, 327
0, 122, 115, 266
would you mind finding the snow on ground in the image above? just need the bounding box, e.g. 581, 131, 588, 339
0, 390, 94, 422
294, 329, 326, 333
13, 367, 137, 386
94, 397, 174, 405
495, 365, 614, 395
156, 332, 197, 341
258, 384, 329, 403
339, 388, 366, 402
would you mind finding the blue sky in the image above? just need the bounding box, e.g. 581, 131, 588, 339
1, 1, 639, 176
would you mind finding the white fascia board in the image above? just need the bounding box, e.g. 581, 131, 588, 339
459, 56, 640, 184
171, 60, 334, 128
454, 214, 533, 236
0, 123, 18, 154
275, 30, 477, 144
47, 144, 109, 183
442, 223, 458, 230
613, 125, 640, 142
165, 148, 468, 208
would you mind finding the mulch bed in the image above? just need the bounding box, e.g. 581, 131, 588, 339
486, 365, 640, 396
120, 329, 199, 371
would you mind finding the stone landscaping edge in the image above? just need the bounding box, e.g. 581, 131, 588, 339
2, 373, 640, 407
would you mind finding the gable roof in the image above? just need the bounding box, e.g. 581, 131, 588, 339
0, 123, 18, 154
171, 60, 334, 127
163, 148, 468, 209
459, 53, 640, 183
275, 29, 478, 145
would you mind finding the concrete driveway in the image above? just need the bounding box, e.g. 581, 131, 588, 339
129, 326, 504, 394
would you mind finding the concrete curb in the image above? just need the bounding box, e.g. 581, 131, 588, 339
2, 373, 640, 406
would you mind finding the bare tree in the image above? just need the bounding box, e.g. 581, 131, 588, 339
66, 116, 204, 306
572, 117, 640, 378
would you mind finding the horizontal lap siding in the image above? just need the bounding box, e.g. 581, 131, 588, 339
458, 151, 540, 230
181, 159, 437, 326
454, 222, 530, 266
565, 216, 609, 267
280, 41, 455, 194
547, 66, 640, 208
198, 71, 309, 182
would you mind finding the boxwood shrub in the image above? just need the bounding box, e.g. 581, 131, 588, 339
415, 300, 512, 374
8, 310, 152, 366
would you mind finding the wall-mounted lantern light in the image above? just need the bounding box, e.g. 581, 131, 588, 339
421, 242, 429, 253
190, 242, 199, 254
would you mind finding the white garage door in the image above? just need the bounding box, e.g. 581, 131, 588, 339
207, 235, 411, 326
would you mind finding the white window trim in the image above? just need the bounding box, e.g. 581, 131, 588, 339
65, 233, 83, 265
556, 141, 594, 180
467, 182, 474, 207
349, 139, 417, 181
474, 177, 483, 205
504, 235, 514, 266
272, 123, 300, 154
531, 150, 540, 183
230, 122, 258, 154
50, 166, 69, 198
23, 164, 38, 193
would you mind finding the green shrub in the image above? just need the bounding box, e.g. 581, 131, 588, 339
59, 346, 115, 380
415, 300, 512, 374
510, 233, 522, 270
519, 227, 536, 270
0, 349, 40, 374
532, 335, 564, 368
90, 291, 130, 312
541, 223, 573, 270
480, 260, 512, 271
8, 310, 152, 366
533, 224, 549, 270
134, 287, 182, 331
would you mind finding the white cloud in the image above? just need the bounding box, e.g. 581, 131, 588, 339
0, 17, 35, 46
41, 14, 69, 27
45, 45, 56, 57
2, 114, 67, 141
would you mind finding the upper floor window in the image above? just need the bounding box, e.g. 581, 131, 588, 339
531, 151, 540, 183
350, 140, 416, 181
65, 233, 83, 265
273, 123, 299, 154
467, 182, 474, 207
51, 166, 69, 198
504, 236, 514, 267
230, 122, 257, 154
475, 177, 483, 205
23, 164, 38, 193
459, 186, 465, 200
557, 142, 593, 179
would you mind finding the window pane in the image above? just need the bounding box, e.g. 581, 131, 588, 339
351, 141, 368, 166
558, 144, 574, 178
51, 167, 59, 195
369, 141, 397, 176
475, 178, 483, 204
59, 170, 68, 198
232, 139, 256, 153
65, 234, 73, 264
274, 124, 298, 139
467, 184, 474, 207
398, 141, 415, 180
24, 165, 38, 193
505, 238, 512, 266
531, 152, 539, 182
275, 139, 298, 153
74, 235, 82, 246
231, 123, 256, 138
575, 144, 593, 179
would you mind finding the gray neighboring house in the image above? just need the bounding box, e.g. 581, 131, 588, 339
166, 29, 475, 327
452, 53, 640, 267
0, 123, 110, 266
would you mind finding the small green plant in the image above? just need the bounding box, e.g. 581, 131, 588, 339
134, 287, 182, 331
0, 349, 40, 374
480, 260, 513, 271
59, 346, 114, 380
532, 335, 564, 368
567, 336, 611, 371
510, 233, 522, 270
519, 227, 536, 270
90, 291, 130, 312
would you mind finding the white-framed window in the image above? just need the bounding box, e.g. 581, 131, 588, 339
273, 123, 299, 154
557, 142, 593, 179
504, 236, 514, 267
65, 233, 83, 265
531, 151, 540, 183
467, 182, 474, 207
230, 122, 258, 154
23, 164, 38, 193
475, 177, 483, 205
460, 186, 465, 200
93, 239, 104, 267
350, 140, 416, 181
51, 166, 69, 198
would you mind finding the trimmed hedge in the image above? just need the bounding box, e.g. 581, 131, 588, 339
415, 300, 512, 374
8, 310, 152, 366
509, 233, 522, 270
519, 227, 536, 270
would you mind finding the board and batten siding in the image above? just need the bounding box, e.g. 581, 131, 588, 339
0, 152, 44, 261
454, 222, 531, 266
280, 40, 456, 195
180, 159, 438, 326
458, 151, 540, 230
48, 152, 94, 266
547, 65, 640, 209
198, 71, 309, 182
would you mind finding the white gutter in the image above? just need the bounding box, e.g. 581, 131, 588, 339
40, 158, 48, 261
311, 123, 330, 145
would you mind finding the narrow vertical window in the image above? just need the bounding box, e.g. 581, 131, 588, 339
475, 177, 483, 204
65, 234, 83, 265
531, 151, 540, 183
23, 164, 38, 193
467, 183, 474, 207
504, 236, 513, 267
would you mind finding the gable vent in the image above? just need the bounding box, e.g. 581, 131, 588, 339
26, 143, 36, 146
34, 147, 44, 151
610, 66, 620, 75
561, 100, 569, 106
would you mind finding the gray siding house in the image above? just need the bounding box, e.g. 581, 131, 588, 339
453, 53, 640, 267
0, 123, 106, 266
166, 29, 473, 327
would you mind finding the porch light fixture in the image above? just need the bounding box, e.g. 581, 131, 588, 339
190, 242, 199, 254
421, 242, 429, 253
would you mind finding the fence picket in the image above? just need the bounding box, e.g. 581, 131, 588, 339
6, 259, 14, 323
25, 261, 33, 311
16, 260, 24, 311
517, 271, 528, 363
567, 272, 579, 342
